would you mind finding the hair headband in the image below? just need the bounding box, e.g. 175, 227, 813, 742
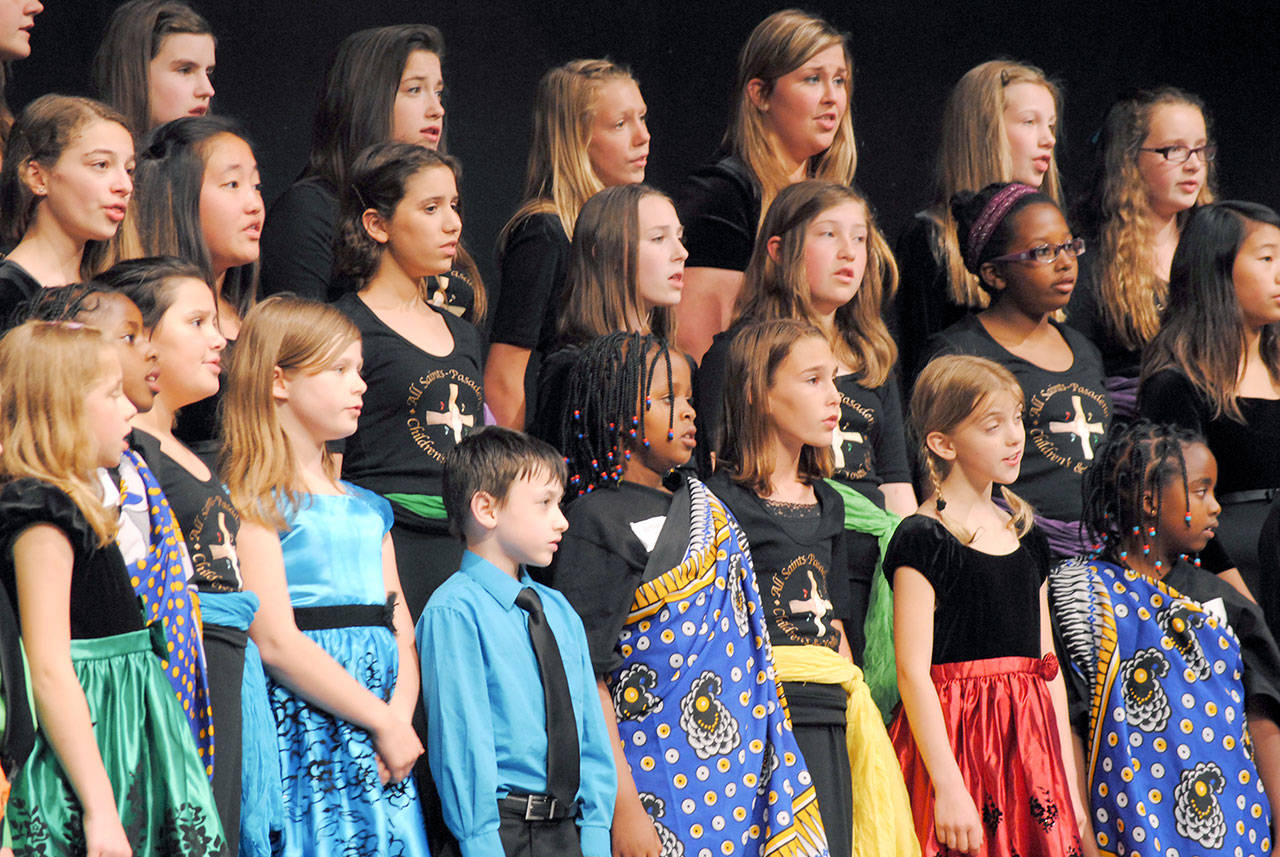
964, 182, 1038, 271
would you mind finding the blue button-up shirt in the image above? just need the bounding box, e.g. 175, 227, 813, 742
418, 551, 615, 857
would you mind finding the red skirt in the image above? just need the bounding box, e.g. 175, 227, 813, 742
888, 655, 1082, 857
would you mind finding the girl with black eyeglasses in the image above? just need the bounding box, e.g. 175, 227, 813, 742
926, 182, 1111, 562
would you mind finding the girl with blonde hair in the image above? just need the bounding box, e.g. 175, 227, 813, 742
486, 58, 651, 428
222, 296, 429, 857
676, 9, 856, 361
895, 60, 1063, 381
0, 321, 224, 857
1068, 87, 1215, 416
889, 353, 1088, 857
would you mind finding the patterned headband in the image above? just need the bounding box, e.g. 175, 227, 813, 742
963, 182, 1039, 271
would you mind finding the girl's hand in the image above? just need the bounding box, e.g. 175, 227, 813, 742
371, 714, 423, 784
933, 781, 983, 854
611, 793, 661, 857
84, 807, 132, 857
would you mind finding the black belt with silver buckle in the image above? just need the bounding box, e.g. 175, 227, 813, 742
1218, 488, 1280, 505
498, 793, 577, 821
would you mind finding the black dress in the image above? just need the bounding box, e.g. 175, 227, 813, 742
487, 212, 571, 427
334, 292, 484, 618
675, 153, 760, 273
1140, 368, 1280, 627
706, 473, 854, 857
928, 315, 1112, 543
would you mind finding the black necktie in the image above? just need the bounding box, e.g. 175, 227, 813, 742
515, 586, 580, 806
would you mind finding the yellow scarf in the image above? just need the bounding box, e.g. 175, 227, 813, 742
772, 645, 920, 857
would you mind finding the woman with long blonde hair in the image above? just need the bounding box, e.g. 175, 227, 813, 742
894, 59, 1062, 381
486, 58, 651, 428
1068, 87, 1215, 416
675, 8, 857, 361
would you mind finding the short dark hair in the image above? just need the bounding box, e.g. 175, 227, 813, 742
443, 427, 567, 539
96, 255, 208, 330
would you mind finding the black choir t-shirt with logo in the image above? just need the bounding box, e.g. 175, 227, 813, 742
927, 315, 1111, 523
132, 430, 243, 594
831, 372, 911, 506
334, 293, 484, 502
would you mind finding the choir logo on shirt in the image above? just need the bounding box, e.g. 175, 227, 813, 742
768, 553, 838, 650
1026, 382, 1110, 474
832, 394, 874, 480
188, 493, 242, 591
405, 368, 483, 462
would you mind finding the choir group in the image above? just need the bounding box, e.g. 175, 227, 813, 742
0, 3, 1278, 857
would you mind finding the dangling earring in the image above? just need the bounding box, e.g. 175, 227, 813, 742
927, 457, 946, 512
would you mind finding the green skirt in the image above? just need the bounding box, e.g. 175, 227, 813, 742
3, 626, 226, 857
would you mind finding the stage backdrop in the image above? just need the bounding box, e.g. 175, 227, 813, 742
13, 0, 1278, 335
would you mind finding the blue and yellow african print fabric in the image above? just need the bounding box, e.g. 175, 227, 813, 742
612, 477, 828, 857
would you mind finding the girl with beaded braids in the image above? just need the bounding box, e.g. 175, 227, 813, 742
548, 331, 835, 857
887, 353, 1087, 857
1049, 420, 1280, 857
927, 181, 1110, 560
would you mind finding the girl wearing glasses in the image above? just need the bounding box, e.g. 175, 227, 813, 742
927, 182, 1110, 562
1069, 88, 1216, 417
1141, 201, 1280, 628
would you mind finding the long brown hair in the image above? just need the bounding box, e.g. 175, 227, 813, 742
0, 95, 132, 279
718, 318, 834, 495
221, 296, 360, 530
91, 0, 213, 136
556, 184, 675, 347
737, 180, 898, 386
499, 58, 637, 248
927, 60, 1064, 310
909, 354, 1034, 542
1143, 201, 1280, 422
1080, 88, 1216, 351
0, 322, 120, 544
724, 9, 857, 228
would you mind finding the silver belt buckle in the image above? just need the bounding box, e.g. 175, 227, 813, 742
524, 794, 557, 820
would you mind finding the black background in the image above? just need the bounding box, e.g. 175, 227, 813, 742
12, 1, 1279, 308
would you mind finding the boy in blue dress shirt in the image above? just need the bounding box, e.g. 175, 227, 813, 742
418, 427, 615, 857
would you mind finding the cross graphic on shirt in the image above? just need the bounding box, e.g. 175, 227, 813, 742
831, 427, 864, 470
425, 383, 474, 444
1048, 395, 1104, 460
787, 569, 833, 637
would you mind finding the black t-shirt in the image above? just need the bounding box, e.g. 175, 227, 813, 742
675, 153, 760, 272
132, 430, 243, 594
549, 481, 672, 675
489, 212, 571, 354
1053, 557, 1280, 737
1139, 368, 1280, 495
260, 176, 350, 303
886, 515, 1048, 664
172, 337, 233, 458
528, 343, 580, 448
0, 478, 144, 638
335, 292, 484, 499
928, 315, 1112, 522
893, 212, 974, 384
0, 259, 43, 331
707, 473, 851, 653
1062, 250, 1139, 381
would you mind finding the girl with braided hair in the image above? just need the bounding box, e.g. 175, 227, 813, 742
888, 353, 1087, 857
548, 332, 830, 857
1049, 420, 1280, 857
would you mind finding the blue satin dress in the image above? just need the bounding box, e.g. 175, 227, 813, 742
267, 484, 429, 857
